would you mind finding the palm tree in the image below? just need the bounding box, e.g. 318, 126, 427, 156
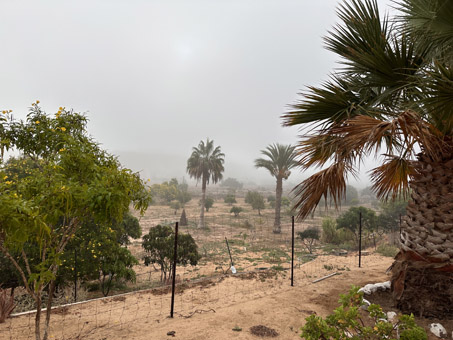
187, 139, 225, 228
255, 144, 298, 233
282, 0, 453, 318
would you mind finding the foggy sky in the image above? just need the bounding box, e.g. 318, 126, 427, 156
1, 0, 393, 188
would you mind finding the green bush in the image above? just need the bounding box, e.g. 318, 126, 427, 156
300, 286, 427, 340
376, 244, 399, 257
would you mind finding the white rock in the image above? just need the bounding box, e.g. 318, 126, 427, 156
429, 323, 447, 338
360, 298, 371, 310
386, 311, 397, 322
358, 281, 391, 295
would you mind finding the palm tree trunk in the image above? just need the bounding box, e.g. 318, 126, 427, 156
273, 176, 283, 233
390, 152, 453, 318
199, 176, 207, 228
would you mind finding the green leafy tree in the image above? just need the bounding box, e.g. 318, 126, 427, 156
255, 144, 297, 233
57, 215, 141, 296
115, 212, 141, 246
282, 0, 453, 314
230, 206, 243, 217
377, 197, 408, 233
298, 228, 320, 254
245, 191, 265, 215
0, 104, 151, 340
186, 139, 224, 228
224, 194, 237, 205
336, 207, 376, 246
204, 196, 214, 212
220, 177, 243, 190
142, 225, 200, 281
170, 200, 181, 215
176, 179, 192, 206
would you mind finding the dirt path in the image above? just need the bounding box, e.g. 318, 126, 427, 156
2, 254, 393, 340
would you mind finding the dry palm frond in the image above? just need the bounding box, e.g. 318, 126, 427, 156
331, 115, 400, 155
370, 155, 415, 200
297, 134, 344, 169
396, 110, 444, 160
292, 162, 355, 219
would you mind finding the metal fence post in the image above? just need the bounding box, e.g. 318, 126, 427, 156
170, 222, 179, 318
291, 216, 295, 287
359, 211, 362, 268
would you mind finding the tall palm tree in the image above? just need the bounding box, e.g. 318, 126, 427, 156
255, 144, 298, 233
187, 139, 225, 228
283, 0, 453, 317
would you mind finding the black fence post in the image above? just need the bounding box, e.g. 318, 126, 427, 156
74, 248, 77, 302
291, 216, 295, 287
170, 221, 179, 318
359, 211, 362, 268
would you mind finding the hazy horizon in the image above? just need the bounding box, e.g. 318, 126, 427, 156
1, 0, 393, 191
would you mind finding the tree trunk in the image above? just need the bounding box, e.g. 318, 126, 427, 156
35, 293, 42, 340
43, 279, 56, 340
273, 176, 283, 233
199, 176, 207, 228
390, 152, 453, 318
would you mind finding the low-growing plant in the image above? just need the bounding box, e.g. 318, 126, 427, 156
376, 244, 399, 258
300, 286, 427, 340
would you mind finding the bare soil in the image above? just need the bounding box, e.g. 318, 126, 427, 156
2, 254, 393, 340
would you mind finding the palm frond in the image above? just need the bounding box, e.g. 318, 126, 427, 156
423, 63, 453, 135
292, 162, 356, 219
370, 155, 415, 199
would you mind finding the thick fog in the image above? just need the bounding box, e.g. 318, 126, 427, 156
0, 0, 393, 188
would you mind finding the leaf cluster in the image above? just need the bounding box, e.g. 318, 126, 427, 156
300, 286, 427, 340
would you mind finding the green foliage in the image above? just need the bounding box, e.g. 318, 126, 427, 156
377, 197, 408, 232
151, 178, 191, 205
220, 177, 243, 190
204, 196, 214, 212
230, 206, 243, 217
281, 196, 291, 207
115, 212, 141, 245
376, 244, 399, 258
142, 225, 200, 281
336, 207, 376, 244
170, 200, 181, 214
245, 191, 265, 215
267, 195, 276, 203
298, 228, 320, 254
0, 104, 151, 338
300, 286, 427, 340
321, 217, 355, 245
224, 194, 237, 205
343, 185, 359, 205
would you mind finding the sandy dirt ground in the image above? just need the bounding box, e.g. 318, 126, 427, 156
2, 254, 394, 340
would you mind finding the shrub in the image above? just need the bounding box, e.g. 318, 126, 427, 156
230, 206, 243, 217
298, 228, 320, 254
300, 286, 427, 340
224, 195, 237, 205
376, 244, 399, 257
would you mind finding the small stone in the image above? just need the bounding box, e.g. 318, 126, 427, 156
360, 298, 370, 310
429, 323, 447, 338
167, 330, 176, 337
386, 311, 397, 322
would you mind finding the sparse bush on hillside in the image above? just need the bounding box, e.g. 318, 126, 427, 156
298, 228, 320, 254
224, 194, 237, 205
245, 191, 265, 215
230, 206, 243, 217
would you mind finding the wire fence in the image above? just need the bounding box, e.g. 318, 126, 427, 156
1, 211, 387, 340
